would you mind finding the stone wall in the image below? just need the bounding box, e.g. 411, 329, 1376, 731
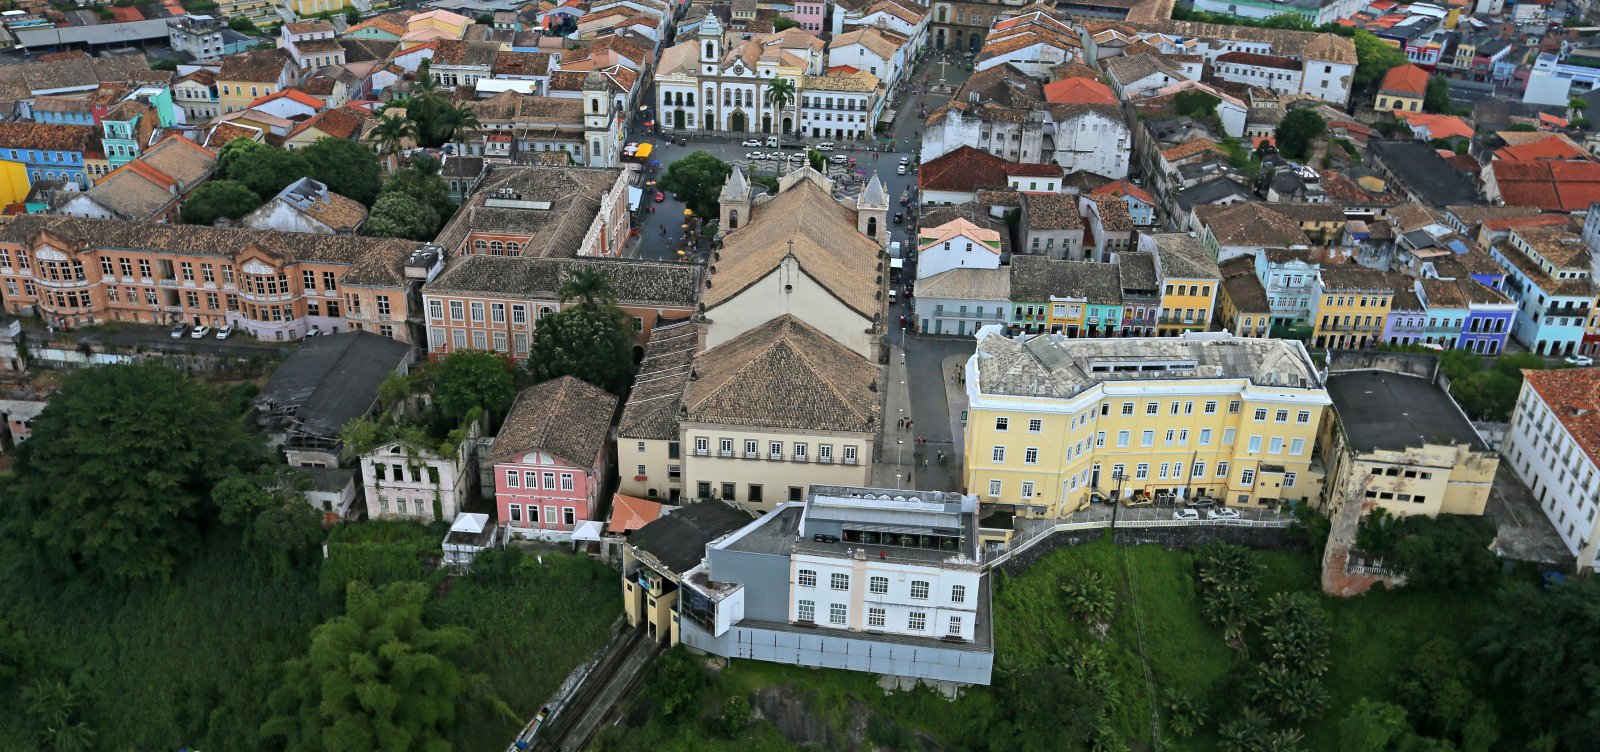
1326, 350, 1438, 380
997, 524, 1307, 574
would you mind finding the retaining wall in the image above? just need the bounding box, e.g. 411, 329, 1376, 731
997, 524, 1306, 574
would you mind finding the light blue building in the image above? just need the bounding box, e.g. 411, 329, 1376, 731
1488, 225, 1593, 357
0, 123, 98, 188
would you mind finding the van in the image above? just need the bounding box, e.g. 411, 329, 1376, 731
888, 240, 903, 258
765, 136, 779, 147
888, 288, 899, 303
818, 141, 835, 150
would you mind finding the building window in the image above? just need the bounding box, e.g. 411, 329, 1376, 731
1296, 410, 1312, 424
992, 446, 1006, 462
988, 480, 1002, 496
798, 569, 816, 587
870, 576, 888, 594
910, 580, 929, 599
1241, 468, 1256, 486
1020, 481, 1035, 498
908, 612, 927, 631
948, 616, 963, 636
995, 417, 1008, 431
1254, 408, 1268, 421
951, 584, 966, 603
831, 573, 849, 590
505, 470, 519, 488
829, 603, 847, 625
797, 600, 815, 622
1024, 447, 1039, 464
868, 607, 886, 627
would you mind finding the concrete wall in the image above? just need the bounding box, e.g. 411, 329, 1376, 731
997, 525, 1304, 574
707, 546, 792, 622
681, 620, 994, 685
1325, 350, 1439, 380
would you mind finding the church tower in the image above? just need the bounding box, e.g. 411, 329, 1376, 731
699, 14, 722, 75
583, 71, 611, 168
718, 165, 750, 236
856, 172, 889, 246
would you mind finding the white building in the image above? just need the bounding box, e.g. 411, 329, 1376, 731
917, 217, 1003, 279
828, 27, 909, 92
1112, 20, 1358, 106
1503, 369, 1600, 571
357, 417, 483, 524
277, 20, 345, 71
655, 15, 806, 135
671, 487, 994, 685
914, 268, 1011, 337
799, 70, 880, 141
1211, 51, 1305, 97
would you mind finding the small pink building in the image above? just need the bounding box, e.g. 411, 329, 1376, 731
787, 0, 825, 32
491, 376, 619, 539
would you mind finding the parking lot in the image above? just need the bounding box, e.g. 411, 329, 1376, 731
1060, 499, 1297, 526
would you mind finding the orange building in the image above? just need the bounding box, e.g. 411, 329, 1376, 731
0, 216, 426, 343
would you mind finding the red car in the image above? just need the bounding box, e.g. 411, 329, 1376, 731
654, 191, 665, 202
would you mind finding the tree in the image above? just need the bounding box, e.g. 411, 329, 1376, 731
301, 136, 383, 206
773, 16, 800, 31
1218, 707, 1273, 752
4, 364, 249, 582
179, 179, 261, 226
425, 350, 517, 423
1174, 89, 1221, 120
764, 76, 798, 145
380, 155, 454, 230
1352, 30, 1409, 90
559, 267, 617, 311
1164, 687, 1208, 738
23, 679, 95, 752
0, 618, 31, 690
987, 665, 1107, 752
528, 305, 635, 394
474, 12, 493, 24
808, 150, 826, 172
1275, 109, 1326, 162
262, 581, 472, 751
219, 137, 309, 198
1060, 567, 1115, 629
1506, 122, 1538, 132
1474, 579, 1600, 749
368, 111, 419, 173
1389, 515, 1498, 590
212, 470, 325, 581
435, 102, 482, 161
344, 6, 359, 24
1424, 76, 1454, 114
658, 150, 732, 220
1570, 96, 1589, 122
227, 15, 257, 33
642, 646, 705, 720
1339, 700, 1410, 752
362, 191, 437, 240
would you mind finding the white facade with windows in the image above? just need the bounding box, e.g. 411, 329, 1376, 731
357, 423, 482, 524
654, 15, 804, 135
1503, 373, 1600, 571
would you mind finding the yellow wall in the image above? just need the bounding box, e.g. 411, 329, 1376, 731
618, 437, 682, 501
1047, 299, 1086, 332
0, 161, 28, 206
291, 0, 351, 15
219, 81, 277, 114
1313, 290, 1391, 349
1377, 94, 1423, 113
1325, 439, 1497, 520
1160, 278, 1218, 333
963, 383, 1329, 516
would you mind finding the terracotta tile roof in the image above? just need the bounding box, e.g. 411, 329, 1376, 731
918, 217, 1002, 250
1006, 162, 1065, 178
1022, 192, 1082, 230
177, 69, 217, 87
347, 12, 409, 37
249, 88, 325, 110
802, 70, 879, 93
706, 177, 883, 319
1161, 137, 1225, 162
1492, 160, 1600, 212
1521, 369, 1600, 468
607, 494, 664, 533
137, 135, 218, 188
683, 315, 881, 433
914, 267, 1010, 301
1195, 202, 1312, 247
433, 165, 625, 256
286, 20, 335, 34
1381, 64, 1429, 97
295, 190, 368, 232
287, 106, 372, 141
432, 40, 504, 67
1090, 195, 1133, 231
1153, 231, 1220, 279
0, 122, 96, 153
1089, 179, 1155, 205
918, 145, 1010, 193
1216, 50, 1300, 70
1319, 265, 1398, 291
219, 49, 291, 83
617, 320, 697, 440
1123, 21, 1358, 64
1496, 134, 1589, 162
422, 255, 700, 307
204, 122, 262, 149
1010, 255, 1122, 304
1221, 262, 1270, 313
830, 27, 900, 60
494, 51, 553, 77
1396, 111, 1473, 140
490, 376, 618, 466
76, 163, 178, 221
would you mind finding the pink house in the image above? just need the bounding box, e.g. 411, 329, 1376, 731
491, 376, 619, 538
787, 0, 825, 32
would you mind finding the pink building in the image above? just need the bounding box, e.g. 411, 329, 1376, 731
787, 0, 825, 32
491, 376, 619, 539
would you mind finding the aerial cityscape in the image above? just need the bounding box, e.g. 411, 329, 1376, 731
0, 0, 1597, 748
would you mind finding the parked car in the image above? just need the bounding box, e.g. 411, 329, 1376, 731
1187, 496, 1217, 509
216, 325, 234, 340
169, 324, 186, 339
831, 154, 849, 164
1173, 509, 1200, 521
893, 212, 904, 224
817, 143, 835, 151
1124, 495, 1153, 508
190, 325, 211, 339
899, 156, 910, 165
741, 138, 762, 147
765, 136, 779, 147
304, 328, 321, 337
654, 191, 665, 202
1567, 354, 1594, 367
1206, 508, 1241, 520
896, 165, 907, 175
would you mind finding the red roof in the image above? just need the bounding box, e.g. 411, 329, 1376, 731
606, 494, 663, 533
1043, 76, 1117, 106
110, 5, 144, 21
1522, 369, 1600, 469
1004, 162, 1065, 178
1396, 111, 1474, 140
1497, 135, 1588, 162
918, 146, 1011, 193
1482, 213, 1573, 231
1379, 64, 1429, 96
1492, 160, 1600, 212
1089, 179, 1154, 205
247, 88, 325, 111
826, 64, 861, 75
1540, 112, 1570, 128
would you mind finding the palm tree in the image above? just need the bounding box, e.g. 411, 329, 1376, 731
763, 76, 797, 152
1570, 96, 1589, 125
437, 102, 482, 161
559, 268, 616, 311
369, 112, 418, 174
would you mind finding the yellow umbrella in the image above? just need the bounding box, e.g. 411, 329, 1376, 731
683, 208, 694, 216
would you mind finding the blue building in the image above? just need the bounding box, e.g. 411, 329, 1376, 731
1489, 225, 1593, 357
0, 122, 98, 188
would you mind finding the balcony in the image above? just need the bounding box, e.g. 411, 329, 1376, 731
694, 448, 709, 456
843, 457, 857, 465
744, 451, 760, 459
793, 455, 810, 463
768, 452, 783, 461
718, 450, 733, 458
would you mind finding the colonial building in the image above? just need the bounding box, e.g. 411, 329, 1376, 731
491, 376, 619, 540
655, 15, 805, 135
1505, 369, 1600, 571
432, 163, 635, 258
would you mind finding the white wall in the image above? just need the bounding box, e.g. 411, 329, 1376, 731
704, 258, 878, 359
790, 553, 980, 640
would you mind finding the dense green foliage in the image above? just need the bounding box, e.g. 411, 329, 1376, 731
263, 581, 473, 751
179, 179, 261, 226
424, 350, 518, 423
219, 137, 310, 199
529, 269, 636, 394
1276, 109, 1327, 161
1423, 76, 1454, 115
1174, 89, 1221, 121
364, 156, 455, 239
658, 150, 732, 219
1474, 578, 1600, 748
1358, 508, 1501, 590
301, 136, 384, 205
4, 364, 251, 583
213, 470, 325, 581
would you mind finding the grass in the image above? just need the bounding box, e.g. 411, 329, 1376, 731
0, 524, 620, 752
602, 538, 1505, 752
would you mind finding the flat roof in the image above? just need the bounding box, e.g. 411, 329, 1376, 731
1327, 370, 1485, 453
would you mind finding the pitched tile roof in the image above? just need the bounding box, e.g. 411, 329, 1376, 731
705, 177, 884, 320
219, 49, 291, 83
1396, 111, 1474, 140
1318, 264, 1397, 291
1022, 192, 1082, 230
1153, 232, 1220, 279
1195, 202, 1312, 247
683, 315, 881, 433
1495, 133, 1589, 162
829, 27, 901, 60
1010, 255, 1123, 304
287, 106, 372, 141
0, 122, 96, 152
1089, 179, 1155, 205
490, 376, 618, 466
1216, 50, 1300, 70
914, 267, 1011, 301
1521, 369, 1600, 468
919, 217, 1002, 250
918, 145, 1011, 193
617, 320, 698, 440
434, 164, 623, 255
1491, 160, 1600, 212
1221, 262, 1270, 313
135, 135, 217, 188
423, 255, 700, 307
494, 50, 553, 77
607, 493, 664, 533
1089, 195, 1133, 231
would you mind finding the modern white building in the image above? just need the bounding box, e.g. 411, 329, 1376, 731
1503, 369, 1600, 571
672, 486, 994, 686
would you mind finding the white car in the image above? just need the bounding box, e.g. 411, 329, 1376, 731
1173, 509, 1200, 521
896, 165, 907, 175
741, 138, 761, 147
765, 136, 779, 147
831, 154, 849, 164
899, 156, 910, 165
1206, 508, 1242, 521
817, 144, 835, 152
216, 325, 233, 340
169, 324, 186, 339
190, 325, 211, 339
1566, 354, 1594, 367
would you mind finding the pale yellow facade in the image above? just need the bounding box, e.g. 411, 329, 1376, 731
1318, 427, 1497, 520
680, 424, 872, 512
618, 438, 683, 502
622, 547, 681, 643
963, 345, 1331, 518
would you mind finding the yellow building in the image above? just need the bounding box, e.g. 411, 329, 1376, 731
962, 331, 1331, 517
1311, 266, 1395, 350
621, 501, 753, 643
1153, 233, 1221, 335
1375, 63, 1427, 114
1218, 256, 1271, 337
288, 0, 352, 17
218, 49, 293, 115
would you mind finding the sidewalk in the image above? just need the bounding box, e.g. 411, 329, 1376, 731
872, 345, 921, 489
942, 354, 969, 490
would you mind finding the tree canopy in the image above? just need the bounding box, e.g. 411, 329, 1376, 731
529, 305, 635, 394
658, 150, 732, 220
1357, 511, 1498, 590
1174, 89, 1221, 121
3, 364, 250, 582
179, 179, 261, 226
1275, 109, 1326, 162
219, 137, 309, 199
424, 350, 518, 423
368, 156, 454, 238
1351, 30, 1409, 90
262, 581, 472, 751
1474, 580, 1600, 749
1423, 76, 1454, 115
212, 470, 325, 582
362, 192, 437, 240
301, 136, 384, 205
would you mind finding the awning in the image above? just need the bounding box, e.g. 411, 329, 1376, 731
635, 142, 654, 159
889, 258, 904, 269
878, 108, 896, 123
627, 186, 643, 210
572, 520, 605, 542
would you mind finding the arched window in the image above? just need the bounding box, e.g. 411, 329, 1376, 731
506, 242, 521, 253
704, 42, 714, 59
473, 239, 488, 253
591, 98, 599, 113
490, 241, 504, 255
728, 210, 739, 230
866, 216, 878, 238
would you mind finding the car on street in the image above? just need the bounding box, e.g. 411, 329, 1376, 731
304, 328, 321, 338
893, 212, 903, 224
1187, 496, 1216, 509
765, 136, 779, 147
1206, 508, 1241, 520
1567, 354, 1594, 367
190, 325, 211, 339
831, 154, 849, 163
1124, 494, 1153, 508
216, 325, 234, 340
899, 156, 910, 164
1173, 509, 1200, 521
169, 324, 186, 338
741, 139, 762, 147
896, 165, 907, 175
817, 143, 835, 151
654, 191, 665, 202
